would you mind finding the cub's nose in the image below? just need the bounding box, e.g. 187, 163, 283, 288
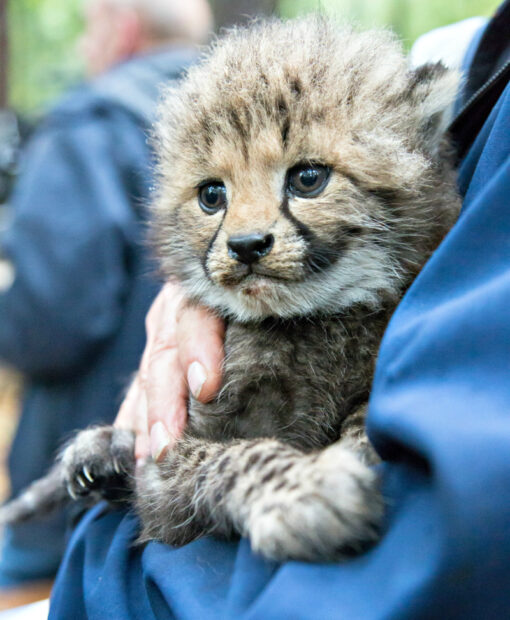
227, 233, 274, 264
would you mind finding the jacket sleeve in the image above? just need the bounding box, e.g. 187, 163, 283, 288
0, 112, 141, 379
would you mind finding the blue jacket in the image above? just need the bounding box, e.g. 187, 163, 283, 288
0, 48, 195, 583
49, 9, 510, 619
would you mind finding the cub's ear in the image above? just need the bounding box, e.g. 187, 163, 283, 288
407, 62, 461, 156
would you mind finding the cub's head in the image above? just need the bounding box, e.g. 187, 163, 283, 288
153, 17, 460, 321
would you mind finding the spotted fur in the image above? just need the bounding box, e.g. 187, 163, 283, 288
0, 17, 461, 562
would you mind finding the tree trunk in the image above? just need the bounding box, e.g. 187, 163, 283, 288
210, 0, 279, 30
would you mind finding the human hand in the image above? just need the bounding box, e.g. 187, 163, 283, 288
115, 282, 225, 462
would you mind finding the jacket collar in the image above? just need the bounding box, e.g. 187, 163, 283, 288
449, 0, 510, 163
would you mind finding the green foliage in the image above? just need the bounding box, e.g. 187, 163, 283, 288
8, 0, 83, 117
279, 0, 500, 47
7, 0, 502, 117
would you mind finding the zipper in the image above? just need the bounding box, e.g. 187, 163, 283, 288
448, 59, 510, 163
453, 59, 510, 122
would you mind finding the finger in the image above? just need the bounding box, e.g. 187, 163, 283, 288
115, 283, 188, 462
176, 303, 225, 403
140, 283, 182, 385
146, 346, 188, 461
114, 375, 150, 461
114, 374, 140, 430
135, 433, 150, 464
134, 389, 150, 461
145, 282, 183, 346
138, 283, 185, 458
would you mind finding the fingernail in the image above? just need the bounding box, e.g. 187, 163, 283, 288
187, 361, 207, 399
150, 422, 171, 462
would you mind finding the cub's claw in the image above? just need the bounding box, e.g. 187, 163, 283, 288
60, 426, 136, 503
113, 459, 121, 475
83, 466, 94, 483
67, 484, 78, 501
76, 475, 88, 489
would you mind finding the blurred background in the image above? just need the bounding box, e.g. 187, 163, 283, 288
3, 0, 502, 119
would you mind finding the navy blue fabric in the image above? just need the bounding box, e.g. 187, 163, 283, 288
0, 50, 194, 584
49, 41, 510, 620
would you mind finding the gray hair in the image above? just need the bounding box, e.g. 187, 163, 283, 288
108, 0, 213, 44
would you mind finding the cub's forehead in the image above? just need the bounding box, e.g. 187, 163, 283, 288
172, 55, 329, 165
156, 18, 410, 179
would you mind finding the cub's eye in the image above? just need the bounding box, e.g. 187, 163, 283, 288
198, 182, 227, 214
287, 164, 330, 198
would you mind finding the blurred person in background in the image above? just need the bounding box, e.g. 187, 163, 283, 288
0, 0, 213, 595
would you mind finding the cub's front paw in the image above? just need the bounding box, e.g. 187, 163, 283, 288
247, 444, 382, 562
60, 426, 135, 502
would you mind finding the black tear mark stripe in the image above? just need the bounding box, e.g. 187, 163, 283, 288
202, 208, 228, 279
279, 196, 349, 273
279, 195, 313, 242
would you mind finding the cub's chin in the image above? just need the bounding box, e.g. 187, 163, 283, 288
223, 274, 294, 321
239, 274, 281, 299
196, 273, 301, 322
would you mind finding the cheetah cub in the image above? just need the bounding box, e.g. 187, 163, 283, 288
0, 17, 461, 562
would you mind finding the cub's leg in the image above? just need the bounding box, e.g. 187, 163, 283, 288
339, 403, 380, 465
0, 426, 135, 526
137, 436, 383, 562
